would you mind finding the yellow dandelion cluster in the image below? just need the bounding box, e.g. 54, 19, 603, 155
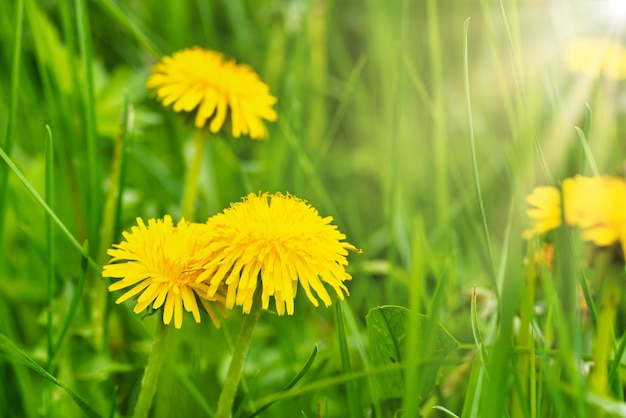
104, 194, 360, 328
194, 193, 361, 315
146, 47, 277, 139
103, 216, 225, 329
565, 38, 626, 80
523, 175, 626, 257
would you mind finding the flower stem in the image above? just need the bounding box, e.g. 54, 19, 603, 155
588, 253, 622, 400
181, 128, 207, 220
132, 320, 169, 418
216, 289, 263, 418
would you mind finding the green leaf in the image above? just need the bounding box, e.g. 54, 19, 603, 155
246, 345, 319, 418
0, 333, 102, 418
366, 305, 458, 405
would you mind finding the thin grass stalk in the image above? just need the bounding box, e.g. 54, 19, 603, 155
588, 252, 622, 407
52, 243, 89, 361
426, 0, 448, 224
306, 0, 327, 150
403, 217, 426, 417
549, 227, 586, 416
92, 100, 132, 350
45, 126, 55, 369
0, 4, 37, 415
43, 127, 55, 418
516, 241, 537, 418
335, 301, 359, 418
181, 128, 207, 220
463, 18, 496, 280
95, 0, 160, 57
341, 302, 381, 418
0, 0, 24, 264
0, 145, 99, 272
75, 0, 100, 244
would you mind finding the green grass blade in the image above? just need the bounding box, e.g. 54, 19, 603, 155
335, 302, 359, 418
45, 126, 54, 370
75, 0, 101, 247
0, 144, 99, 272
247, 345, 319, 418
463, 17, 495, 280
0, 334, 102, 418
51, 242, 89, 361
574, 127, 600, 176
0, 0, 24, 260
94, 0, 161, 57
433, 405, 461, 418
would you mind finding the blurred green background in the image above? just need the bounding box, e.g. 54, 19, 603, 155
2, 0, 626, 417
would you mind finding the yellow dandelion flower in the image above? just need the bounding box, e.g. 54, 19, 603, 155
103, 216, 225, 329
522, 186, 562, 239
563, 175, 626, 253
195, 193, 361, 315
146, 47, 278, 139
564, 38, 626, 80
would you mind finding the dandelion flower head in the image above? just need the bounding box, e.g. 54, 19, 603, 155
563, 175, 626, 252
146, 47, 277, 139
195, 193, 361, 315
522, 186, 562, 239
524, 176, 626, 258
103, 216, 225, 329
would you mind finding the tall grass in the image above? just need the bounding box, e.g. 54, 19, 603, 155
1, 0, 626, 417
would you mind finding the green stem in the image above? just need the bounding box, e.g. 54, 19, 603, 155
588, 254, 622, 400
181, 129, 208, 220
132, 320, 169, 418
92, 108, 127, 351
216, 289, 263, 418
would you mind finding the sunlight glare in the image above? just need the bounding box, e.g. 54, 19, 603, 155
602, 1, 626, 23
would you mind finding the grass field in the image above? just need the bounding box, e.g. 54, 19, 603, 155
2, 0, 626, 417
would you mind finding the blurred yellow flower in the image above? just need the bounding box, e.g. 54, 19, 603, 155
565, 38, 626, 80
146, 47, 277, 139
524, 176, 626, 258
522, 186, 562, 239
563, 175, 626, 253
195, 193, 361, 315
103, 216, 225, 329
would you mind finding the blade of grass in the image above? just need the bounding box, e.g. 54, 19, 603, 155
247, 345, 319, 418
335, 301, 359, 418
341, 298, 382, 418
45, 126, 55, 370
51, 242, 90, 361
92, 96, 133, 350
75, 0, 101, 247
94, 0, 161, 57
574, 127, 600, 176
0, 4, 38, 416
433, 405, 461, 418
403, 217, 425, 416
609, 330, 626, 399
0, 145, 99, 272
0, 334, 102, 418
0, 0, 24, 262
427, 0, 449, 224
279, 118, 344, 227
463, 17, 496, 281
314, 54, 367, 166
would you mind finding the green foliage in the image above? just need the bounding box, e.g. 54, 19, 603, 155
2, 0, 626, 417
366, 305, 459, 415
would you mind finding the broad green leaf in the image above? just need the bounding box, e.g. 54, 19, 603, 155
0, 333, 101, 418
366, 305, 458, 405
